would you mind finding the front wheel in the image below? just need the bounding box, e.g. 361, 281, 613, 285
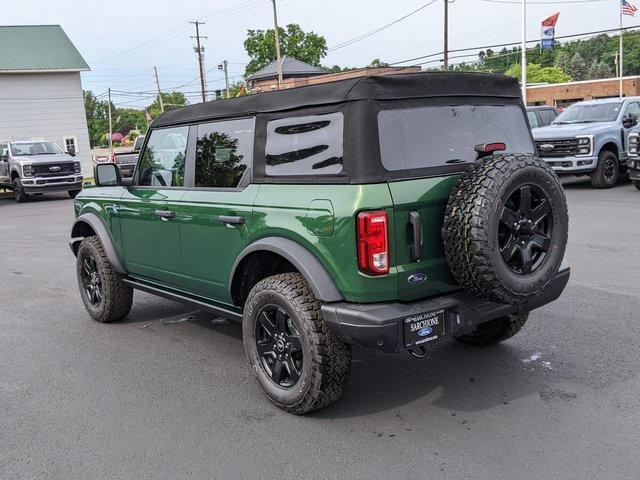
12, 178, 29, 203
455, 313, 529, 346
590, 150, 619, 189
242, 273, 351, 415
76, 236, 133, 323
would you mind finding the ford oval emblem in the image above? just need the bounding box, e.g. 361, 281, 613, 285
407, 273, 427, 284
418, 326, 433, 337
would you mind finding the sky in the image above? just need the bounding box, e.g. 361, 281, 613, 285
5, 0, 632, 109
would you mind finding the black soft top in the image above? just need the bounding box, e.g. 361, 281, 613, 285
151, 72, 521, 128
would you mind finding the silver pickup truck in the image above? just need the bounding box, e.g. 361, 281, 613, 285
0, 140, 83, 202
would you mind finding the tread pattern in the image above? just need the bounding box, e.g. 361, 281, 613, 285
244, 273, 351, 415
455, 313, 529, 346
77, 236, 133, 323
590, 150, 618, 189
442, 153, 568, 304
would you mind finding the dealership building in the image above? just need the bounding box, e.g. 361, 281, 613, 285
527, 75, 640, 108
0, 25, 92, 174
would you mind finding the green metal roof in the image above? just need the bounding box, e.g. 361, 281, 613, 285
0, 25, 89, 72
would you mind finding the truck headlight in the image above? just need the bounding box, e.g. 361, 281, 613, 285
575, 135, 593, 156
73, 161, 81, 173
629, 133, 639, 157
22, 164, 33, 177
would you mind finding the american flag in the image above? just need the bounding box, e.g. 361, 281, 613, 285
622, 0, 638, 16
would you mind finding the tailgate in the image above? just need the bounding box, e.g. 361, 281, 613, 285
388, 176, 461, 301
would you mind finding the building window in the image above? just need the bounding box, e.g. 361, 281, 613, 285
63, 136, 78, 154
555, 98, 583, 109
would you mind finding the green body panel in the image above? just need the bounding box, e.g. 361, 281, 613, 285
387, 176, 461, 301
178, 185, 260, 304
74, 175, 461, 306
118, 187, 185, 288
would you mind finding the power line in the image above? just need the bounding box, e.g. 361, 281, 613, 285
389, 24, 640, 66
328, 0, 438, 52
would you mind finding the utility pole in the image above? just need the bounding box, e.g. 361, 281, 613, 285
107, 87, 113, 160
521, 0, 527, 104
619, 2, 624, 98
153, 66, 164, 113
190, 21, 208, 102
221, 60, 230, 98
443, 0, 449, 70
271, 0, 284, 89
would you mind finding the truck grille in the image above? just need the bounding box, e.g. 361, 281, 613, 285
535, 138, 580, 157
31, 163, 75, 177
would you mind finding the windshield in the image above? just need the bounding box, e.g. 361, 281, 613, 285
11, 141, 63, 156
553, 102, 622, 124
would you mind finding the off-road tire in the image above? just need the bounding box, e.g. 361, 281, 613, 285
68, 189, 81, 198
13, 178, 29, 203
243, 273, 351, 415
455, 312, 529, 346
442, 153, 568, 305
633, 180, 640, 190
590, 150, 619, 189
76, 236, 133, 323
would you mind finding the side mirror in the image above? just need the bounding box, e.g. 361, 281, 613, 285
94, 163, 122, 187
623, 115, 638, 128
67, 146, 76, 157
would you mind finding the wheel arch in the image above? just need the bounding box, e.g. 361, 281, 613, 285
69, 213, 126, 273
229, 237, 343, 307
599, 141, 619, 158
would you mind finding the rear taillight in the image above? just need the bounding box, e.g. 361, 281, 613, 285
357, 210, 389, 275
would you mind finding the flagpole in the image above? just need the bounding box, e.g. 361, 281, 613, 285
620, 0, 624, 98
521, 0, 527, 104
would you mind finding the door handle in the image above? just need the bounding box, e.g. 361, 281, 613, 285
216, 215, 245, 225
408, 211, 422, 262
154, 209, 176, 220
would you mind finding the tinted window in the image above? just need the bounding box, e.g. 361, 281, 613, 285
539, 109, 557, 125
378, 105, 534, 171
195, 118, 254, 188
10, 141, 63, 156
624, 102, 640, 118
137, 126, 188, 187
0, 144, 8, 160
527, 110, 539, 128
265, 113, 344, 176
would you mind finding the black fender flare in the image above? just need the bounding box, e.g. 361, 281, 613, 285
69, 213, 126, 274
229, 237, 343, 303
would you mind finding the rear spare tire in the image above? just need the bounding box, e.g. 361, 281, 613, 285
442, 153, 568, 305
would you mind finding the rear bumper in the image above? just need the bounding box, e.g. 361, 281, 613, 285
321, 264, 570, 353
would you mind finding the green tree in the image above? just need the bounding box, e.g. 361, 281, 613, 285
505, 63, 571, 83
147, 91, 187, 117
83, 90, 110, 148
368, 58, 389, 68
244, 23, 328, 76
588, 60, 613, 80
568, 52, 589, 81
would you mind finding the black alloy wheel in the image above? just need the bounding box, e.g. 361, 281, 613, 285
81, 255, 103, 306
255, 305, 303, 388
602, 156, 617, 184
498, 184, 552, 275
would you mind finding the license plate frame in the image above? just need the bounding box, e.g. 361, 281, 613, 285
403, 308, 446, 349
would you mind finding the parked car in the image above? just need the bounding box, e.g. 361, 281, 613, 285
532, 97, 640, 188
627, 132, 640, 190
113, 135, 145, 178
0, 140, 83, 202
526, 106, 558, 128
69, 72, 570, 414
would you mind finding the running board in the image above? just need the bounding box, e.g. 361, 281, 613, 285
122, 278, 243, 322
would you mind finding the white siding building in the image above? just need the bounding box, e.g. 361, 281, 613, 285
0, 25, 92, 174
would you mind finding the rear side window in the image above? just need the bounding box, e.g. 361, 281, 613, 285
265, 112, 343, 176
378, 105, 534, 171
527, 111, 539, 128
539, 109, 557, 125
137, 126, 188, 187
195, 118, 254, 188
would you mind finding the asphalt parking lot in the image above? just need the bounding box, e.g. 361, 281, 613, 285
1, 180, 639, 480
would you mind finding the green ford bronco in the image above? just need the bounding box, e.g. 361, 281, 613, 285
70, 72, 570, 414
